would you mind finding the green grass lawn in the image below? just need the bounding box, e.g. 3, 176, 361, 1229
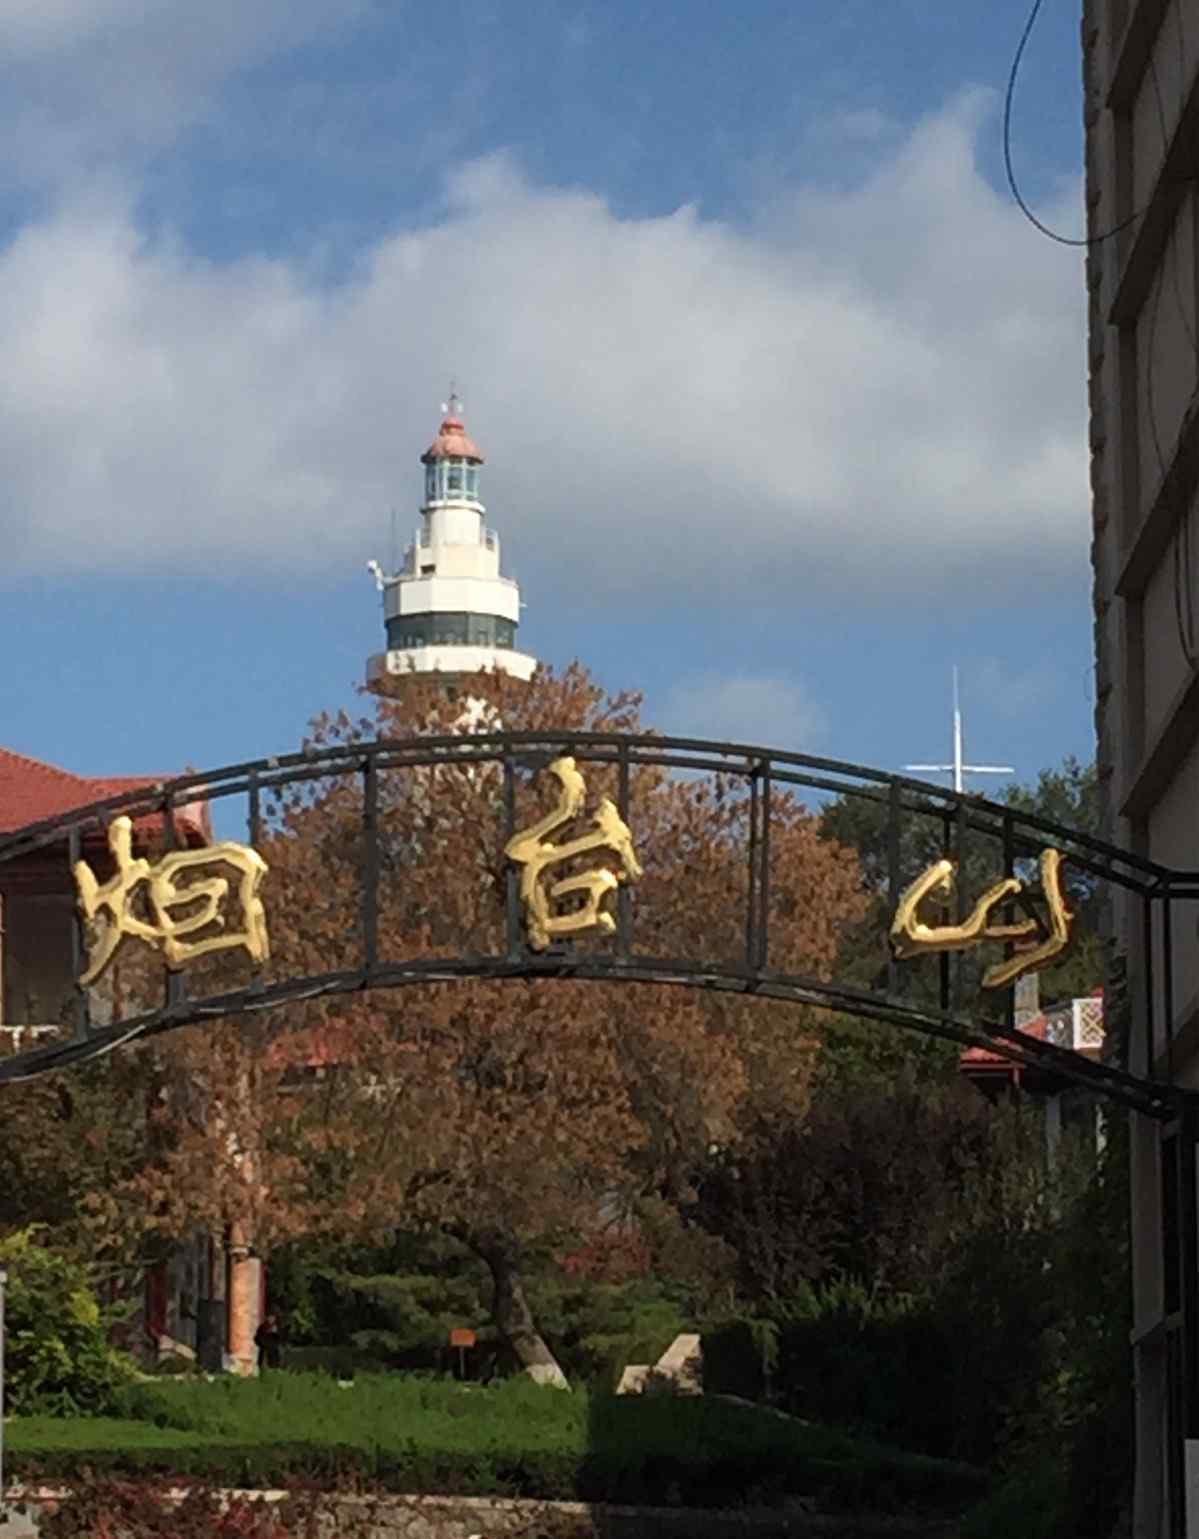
5, 1373, 988, 1514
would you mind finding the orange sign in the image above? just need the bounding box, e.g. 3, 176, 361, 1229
449, 1328, 476, 1349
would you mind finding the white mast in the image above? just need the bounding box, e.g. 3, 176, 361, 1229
904, 667, 1013, 794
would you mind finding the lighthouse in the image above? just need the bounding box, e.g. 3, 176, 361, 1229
366, 398, 538, 691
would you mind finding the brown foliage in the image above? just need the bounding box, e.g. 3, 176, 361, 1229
11, 664, 868, 1366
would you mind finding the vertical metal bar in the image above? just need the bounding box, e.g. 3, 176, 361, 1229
616, 743, 632, 959
1002, 811, 1015, 1035
247, 772, 262, 849
886, 781, 902, 995
1165, 1095, 1199, 1529
1162, 1118, 1185, 1537
362, 756, 379, 977
1145, 896, 1158, 1080
1164, 896, 1175, 1086
745, 767, 760, 973
504, 755, 521, 960
1165, 1126, 1181, 1318
68, 826, 91, 1041
1180, 1096, 1199, 1447
756, 765, 771, 972
951, 799, 967, 1017
160, 788, 177, 855
939, 811, 951, 1015
162, 792, 185, 1009
246, 773, 265, 993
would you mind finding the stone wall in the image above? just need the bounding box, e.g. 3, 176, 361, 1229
5, 1489, 954, 1539
321, 1495, 947, 1537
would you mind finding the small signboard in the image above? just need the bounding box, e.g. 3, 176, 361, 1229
449, 1327, 477, 1382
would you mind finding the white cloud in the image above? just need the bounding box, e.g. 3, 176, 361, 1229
0, 1, 185, 56
0, 97, 1088, 608
0, 0, 361, 182
660, 674, 826, 751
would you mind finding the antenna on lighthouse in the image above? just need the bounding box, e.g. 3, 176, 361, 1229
904, 667, 1014, 794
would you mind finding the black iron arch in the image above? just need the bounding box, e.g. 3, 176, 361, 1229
0, 730, 1191, 1120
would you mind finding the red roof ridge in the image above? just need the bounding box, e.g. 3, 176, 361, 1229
0, 745, 207, 840
0, 746, 161, 794
0, 744, 100, 788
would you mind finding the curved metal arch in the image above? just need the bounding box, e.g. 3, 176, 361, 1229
0, 956, 1174, 1118
0, 730, 1188, 1117
0, 729, 1182, 886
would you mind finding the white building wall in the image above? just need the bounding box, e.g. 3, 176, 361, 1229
386, 575, 520, 623
425, 504, 485, 544
367, 645, 537, 685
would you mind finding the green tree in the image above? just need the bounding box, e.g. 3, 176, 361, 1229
1003, 755, 1097, 835
0, 1228, 134, 1414
1003, 757, 1101, 1000
819, 754, 1104, 1025
691, 1076, 1047, 1306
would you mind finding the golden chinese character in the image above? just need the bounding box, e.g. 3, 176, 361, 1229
889, 847, 1071, 990
74, 815, 270, 986
505, 757, 643, 951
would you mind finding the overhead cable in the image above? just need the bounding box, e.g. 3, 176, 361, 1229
1004, 0, 1145, 246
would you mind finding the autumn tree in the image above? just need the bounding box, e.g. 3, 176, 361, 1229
28, 663, 867, 1385
0, 1050, 159, 1273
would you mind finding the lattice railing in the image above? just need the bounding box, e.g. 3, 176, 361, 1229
1043, 996, 1105, 1052
1073, 995, 1105, 1049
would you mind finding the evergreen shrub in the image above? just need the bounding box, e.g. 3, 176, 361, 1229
770, 1253, 1052, 1468
700, 1317, 778, 1401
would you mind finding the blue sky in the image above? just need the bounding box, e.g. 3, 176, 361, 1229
0, 0, 1094, 800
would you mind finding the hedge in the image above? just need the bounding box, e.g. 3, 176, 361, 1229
11, 1435, 986, 1512
8, 1382, 989, 1514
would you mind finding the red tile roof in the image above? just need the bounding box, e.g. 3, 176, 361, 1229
960, 1014, 1048, 1070
0, 746, 209, 842
959, 991, 1104, 1075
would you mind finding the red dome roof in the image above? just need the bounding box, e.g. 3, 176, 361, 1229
421, 413, 484, 464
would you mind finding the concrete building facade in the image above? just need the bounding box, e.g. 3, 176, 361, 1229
1083, 1, 1199, 1531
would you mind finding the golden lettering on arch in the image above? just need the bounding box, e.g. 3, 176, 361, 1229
889, 847, 1072, 990
73, 814, 270, 986
505, 756, 643, 951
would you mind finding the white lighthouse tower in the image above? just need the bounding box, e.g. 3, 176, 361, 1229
366, 398, 538, 691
